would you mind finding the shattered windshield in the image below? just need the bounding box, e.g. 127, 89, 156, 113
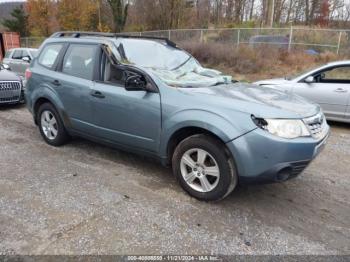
113, 38, 232, 88
114, 38, 190, 70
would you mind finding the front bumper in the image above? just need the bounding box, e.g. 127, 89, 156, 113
226, 125, 329, 184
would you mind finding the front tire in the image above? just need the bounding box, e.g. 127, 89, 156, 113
37, 103, 70, 146
172, 134, 237, 201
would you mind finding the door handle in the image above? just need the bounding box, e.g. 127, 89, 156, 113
334, 88, 348, 93
52, 80, 61, 86
90, 90, 105, 98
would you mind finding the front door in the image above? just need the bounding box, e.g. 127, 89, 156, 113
9, 49, 22, 74
91, 51, 161, 153
294, 66, 350, 119
18, 49, 31, 76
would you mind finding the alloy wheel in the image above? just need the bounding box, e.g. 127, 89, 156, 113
180, 148, 220, 193
40, 110, 58, 140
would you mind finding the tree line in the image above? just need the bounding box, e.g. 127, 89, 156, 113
2, 0, 350, 37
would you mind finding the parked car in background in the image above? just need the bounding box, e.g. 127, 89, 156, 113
26, 32, 329, 201
255, 61, 350, 123
0, 63, 24, 104
2, 48, 38, 77
249, 35, 289, 50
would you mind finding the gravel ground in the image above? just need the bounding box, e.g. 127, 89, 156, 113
0, 105, 349, 255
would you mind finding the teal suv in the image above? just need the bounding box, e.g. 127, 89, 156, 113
25, 32, 330, 201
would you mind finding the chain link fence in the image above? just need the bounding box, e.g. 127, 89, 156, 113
20, 36, 46, 49
21, 27, 350, 55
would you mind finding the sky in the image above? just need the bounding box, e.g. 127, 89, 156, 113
0, 0, 25, 3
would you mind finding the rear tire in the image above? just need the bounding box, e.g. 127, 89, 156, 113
37, 103, 70, 146
172, 134, 237, 201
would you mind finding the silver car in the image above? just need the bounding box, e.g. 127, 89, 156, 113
2, 48, 38, 77
255, 61, 350, 123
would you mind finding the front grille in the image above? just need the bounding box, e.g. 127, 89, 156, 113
0, 81, 22, 103
303, 112, 328, 140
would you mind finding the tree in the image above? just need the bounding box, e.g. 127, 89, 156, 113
57, 0, 100, 31
262, 0, 274, 26
26, 0, 58, 36
106, 0, 129, 32
2, 5, 28, 36
316, 0, 330, 26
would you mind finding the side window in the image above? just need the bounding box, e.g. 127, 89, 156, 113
62, 44, 97, 80
30, 50, 38, 58
12, 50, 23, 59
100, 51, 124, 85
321, 66, 350, 83
22, 50, 30, 59
38, 44, 64, 69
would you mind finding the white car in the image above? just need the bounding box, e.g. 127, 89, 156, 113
2, 48, 38, 77
255, 61, 350, 123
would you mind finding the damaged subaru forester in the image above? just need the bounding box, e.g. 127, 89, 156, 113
25, 32, 329, 201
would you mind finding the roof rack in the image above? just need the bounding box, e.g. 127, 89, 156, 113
50, 31, 177, 47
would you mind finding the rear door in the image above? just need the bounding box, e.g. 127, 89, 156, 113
18, 49, 31, 75
346, 103, 350, 121
52, 43, 98, 134
294, 66, 350, 120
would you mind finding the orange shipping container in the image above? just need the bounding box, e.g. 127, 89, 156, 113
0, 32, 21, 60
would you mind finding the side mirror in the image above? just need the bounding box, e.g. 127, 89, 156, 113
22, 56, 31, 63
125, 75, 146, 91
2, 64, 10, 70
305, 76, 314, 83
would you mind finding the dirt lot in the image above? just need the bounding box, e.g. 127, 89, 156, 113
0, 105, 349, 255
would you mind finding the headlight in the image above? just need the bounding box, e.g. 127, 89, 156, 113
252, 116, 310, 139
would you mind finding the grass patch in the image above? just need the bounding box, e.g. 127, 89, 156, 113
179, 42, 347, 82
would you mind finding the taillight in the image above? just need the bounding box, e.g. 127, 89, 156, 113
25, 69, 32, 80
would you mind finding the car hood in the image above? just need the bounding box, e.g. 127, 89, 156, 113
179, 83, 320, 119
254, 78, 291, 86
0, 69, 20, 81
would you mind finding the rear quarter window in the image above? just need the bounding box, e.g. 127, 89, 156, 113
38, 44, 64, 69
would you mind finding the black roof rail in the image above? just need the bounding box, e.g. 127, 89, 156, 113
50, 31, 177, 47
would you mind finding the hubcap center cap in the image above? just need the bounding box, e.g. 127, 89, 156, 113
194, 165, 204, 177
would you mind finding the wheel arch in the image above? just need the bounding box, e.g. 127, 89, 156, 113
164, 126, 233, 166
32, 96, 70, 128
33, 97, 52, 124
